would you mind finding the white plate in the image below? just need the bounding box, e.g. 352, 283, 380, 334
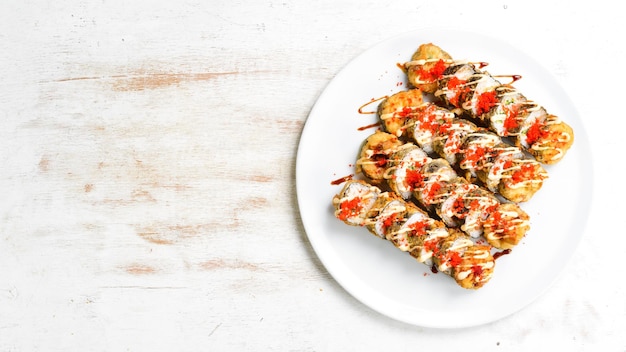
296, 28, 592, 328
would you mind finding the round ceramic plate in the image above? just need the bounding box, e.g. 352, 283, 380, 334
296, 28, 592, 328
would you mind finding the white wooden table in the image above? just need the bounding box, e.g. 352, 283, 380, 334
1, 1, 623, 350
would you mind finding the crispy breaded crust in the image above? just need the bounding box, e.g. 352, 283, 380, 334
377, 89, 424, 136
356, 131, 403, 184
407, 43, 452, 93
483, 203, 530, 250
498, 162, 547, 203
530, 118, 575, 165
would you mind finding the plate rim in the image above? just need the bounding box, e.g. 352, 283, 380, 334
296, 27, 593, 328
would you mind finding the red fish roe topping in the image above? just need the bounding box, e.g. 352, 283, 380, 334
447, 251, 462, 268
485, 203, 499, 214
408, 220, 429, 237
487, 209, 513, 233
396, 106, 414, 118
423, 182, 443, 204
382, 213, 399, 231
438, 121, 451, 135
469, 199, 481, 212
475, 91, 498, 116
452, 197, 467, 218
525, 119, 547, 146
337, 197, 363, 221
424, 239, 440, 254
417, 59, 447, 82
417, 105, 443, 134
405, 168, 423, 190
490, 209, 503, 223
447, 76, 464, 90
503, 105, 521, 133
447, 77, 470, 107
463, 146, 487, 169
511, 163, 537, 184
438, 122, 466, 154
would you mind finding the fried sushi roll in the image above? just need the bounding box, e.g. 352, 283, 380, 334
332, 180, 495, 289
482, 203, 531, 250
377, 89, 424, 136
455, 127, 547, 203
377, 95, 548, 203
406, 43, 452, 94
403, 43, 574, 164
405, 104, 455, 155
517, 111, 574, 164
412, 159, 459, 211
332, 179, 381, 226
364, 192, 411, 239
434, 230, 494, 289
355, 131, 404, 184
384, 143, 429, 200
438, 183, 500, 238
387, 206, 449, 265
356, 131, 530, 250
420, 166, 529, 250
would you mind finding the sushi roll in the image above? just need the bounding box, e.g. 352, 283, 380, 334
357, 131, 531, 249
332, 180, 496, 289
377, 93, 548, 203
404, 43, 574, 164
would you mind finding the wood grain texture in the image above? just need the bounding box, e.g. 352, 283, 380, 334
0, 0, 623, 351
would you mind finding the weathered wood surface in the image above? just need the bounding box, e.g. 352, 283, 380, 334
0, 1, 623, 350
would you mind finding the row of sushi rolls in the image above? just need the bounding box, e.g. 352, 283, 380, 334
332, 43, 574, 289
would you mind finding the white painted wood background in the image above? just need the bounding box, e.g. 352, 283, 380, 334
0, 0, 623, 350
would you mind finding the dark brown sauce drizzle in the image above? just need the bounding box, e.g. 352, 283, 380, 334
358, 96, 387, 115
430, 264, 438, 274
494, 74, 522, 85
330, 174, 354, 185
357, 122, 381, 131
493, 249, 512, 260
